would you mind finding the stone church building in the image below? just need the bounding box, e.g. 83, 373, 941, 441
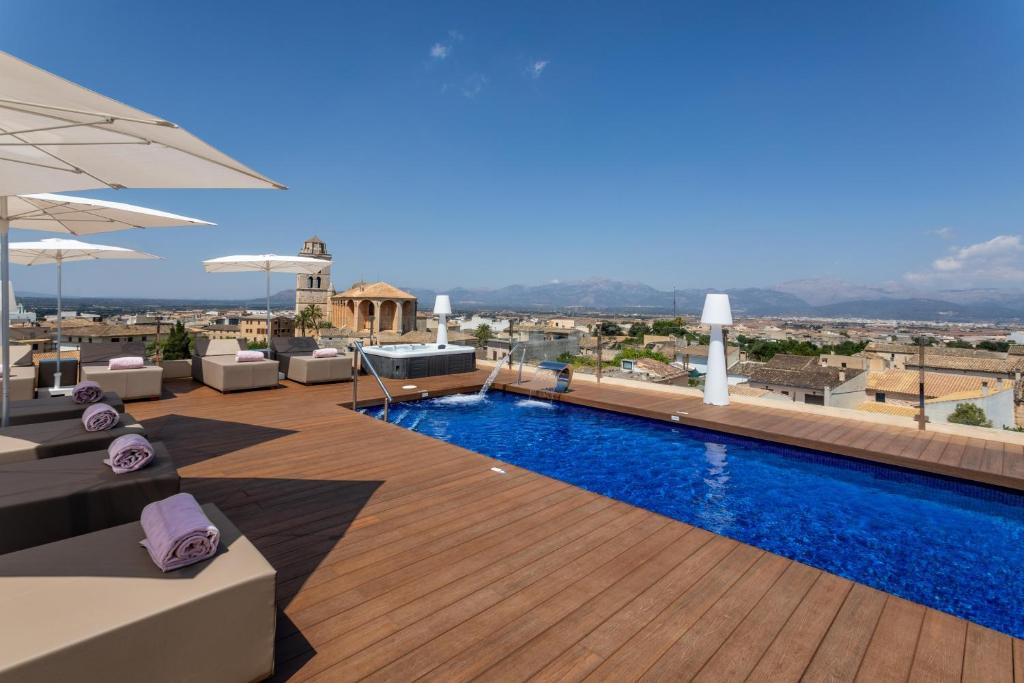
294, 236, 333, 321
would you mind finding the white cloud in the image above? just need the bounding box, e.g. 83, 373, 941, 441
930, 227, 954, 239
429, 30, 463, 61
529, 60, 549, 78
905, 235, 1024, 283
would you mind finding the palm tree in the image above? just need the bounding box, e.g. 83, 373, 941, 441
300, 304, 324, 338
474, 323, 493, 345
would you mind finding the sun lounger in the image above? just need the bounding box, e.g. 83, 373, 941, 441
79, 342, 163, 400
2, 346, 36, 402
192, 338, 279, 393
5, 391, 124, 426
0, 442, 179, 554
0, 414, 146, 465
0, 503, 276, 683
271, 336, 352, 385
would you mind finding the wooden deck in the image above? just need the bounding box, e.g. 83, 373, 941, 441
130, 371, 1024, 681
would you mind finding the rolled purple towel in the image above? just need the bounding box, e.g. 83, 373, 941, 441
104, 434, 155, 474
140, 493, 220, 572
72, 380, 103, 404
235, 350, 265, 363
82, 402, 119, 432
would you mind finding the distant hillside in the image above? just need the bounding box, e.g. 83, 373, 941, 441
406, 279, 813, 316
812, 298, 1021, 321
15, 279, 1024, 322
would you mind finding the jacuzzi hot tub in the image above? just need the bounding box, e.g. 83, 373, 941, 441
361, 343, 477, 379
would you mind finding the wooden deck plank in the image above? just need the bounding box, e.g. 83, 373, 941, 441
119, 375, 1023, 682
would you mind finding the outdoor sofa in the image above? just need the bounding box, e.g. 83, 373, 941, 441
79, 342, 163, 400
2, 346, 36, 402
0, 442, 179, 554
6, 391, 124, 426
0, 503, 276, 683
192, 338, 279, 393
0, 414, 145, 465
271, 336, 352, 385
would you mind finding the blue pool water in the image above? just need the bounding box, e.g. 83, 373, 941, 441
368, 391, 1024, 636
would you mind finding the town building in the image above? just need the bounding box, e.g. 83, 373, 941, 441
861, 369, 1016, 429
240, 315, 295, 344
330, 281, 417, 335
742, 354, 867, 406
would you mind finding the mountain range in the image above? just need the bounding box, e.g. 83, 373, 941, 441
403, 278, 1024, 322
16, 278, 1024, 322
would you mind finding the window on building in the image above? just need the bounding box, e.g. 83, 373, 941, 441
875, 392, 886, 403
307, 276, 313, 288
315, 276, 321, 288
111, 337, 119, 342
127, 337, 133, 342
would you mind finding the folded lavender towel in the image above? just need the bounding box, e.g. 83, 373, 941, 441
140, 493, 220, 572
72, 380, 103, 404
235, 350, 265, 362
109, 356, 144, 370
104, 434, 155, 474
312, 347, 339, 358
82, 402, 119, 432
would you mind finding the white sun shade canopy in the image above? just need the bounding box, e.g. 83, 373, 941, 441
8, 238, 159, 265
0, 51, 285, 195
5, 193, 212, 234
203, 254, 331, 274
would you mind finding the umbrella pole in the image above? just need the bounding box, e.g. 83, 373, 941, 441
54, 257, 62, 389
0, 197, 9, 427
266, 267, 272, 358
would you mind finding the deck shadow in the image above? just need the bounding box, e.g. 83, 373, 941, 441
139, 414, 297, 467
184, 476, 383, 680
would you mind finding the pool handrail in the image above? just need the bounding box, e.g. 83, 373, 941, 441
351, 341, 393, 422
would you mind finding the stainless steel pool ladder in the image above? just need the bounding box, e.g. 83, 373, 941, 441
351, 341, 392, 422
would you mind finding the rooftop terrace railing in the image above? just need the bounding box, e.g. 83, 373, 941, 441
351, 340, 392, 422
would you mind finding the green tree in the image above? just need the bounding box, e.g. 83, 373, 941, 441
977, 340, 1010, 353
948, 403, 993, 428
593, 321, 623, 336
246, 339, 268, 350
153, 321, 192, 360
474, 323, 493, 345
651, 318, 687, 336
296, 304, 324, 337
627, 322, 652, 339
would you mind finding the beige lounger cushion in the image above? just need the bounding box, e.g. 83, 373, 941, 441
286, 354, 352, 384
0, 442, 179, 554
0, 504, 276, 683
80, 365, 163, 400
0, 414, 145, 465
1, 365, 35, 402
195, 355, 279, 392
192, 339, 278, 392
6, 392, 125, 426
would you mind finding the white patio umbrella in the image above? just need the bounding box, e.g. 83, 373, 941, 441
10, 238, 160, 389
203, 254, 332, 354
0, 50, 283, 424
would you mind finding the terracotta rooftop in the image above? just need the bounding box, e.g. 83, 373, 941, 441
868, 369, 1013, 397
746, 364, 863, 391
856, 401, 918, 417
866, 341, 1006, 359
333, 281, 416, 300
905, 354, 1024, 374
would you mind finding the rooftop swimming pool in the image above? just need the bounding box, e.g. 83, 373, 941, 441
367, 391, 1024, 637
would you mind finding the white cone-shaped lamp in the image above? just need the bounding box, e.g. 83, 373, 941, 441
701, 293, 733, 406
434, 295, 452, 348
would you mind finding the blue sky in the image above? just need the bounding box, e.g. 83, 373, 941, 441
3, 1, 1024, 299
